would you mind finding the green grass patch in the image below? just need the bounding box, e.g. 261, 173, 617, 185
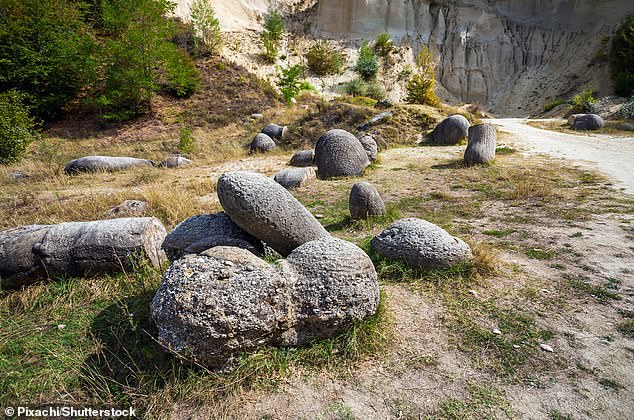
617, 319, 634, 338
483, 229, 516, 238
565, 274, 622, 303
524, 247, 555, 260
432, 381, 512, 419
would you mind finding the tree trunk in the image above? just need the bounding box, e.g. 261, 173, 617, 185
464, 124, 497, 166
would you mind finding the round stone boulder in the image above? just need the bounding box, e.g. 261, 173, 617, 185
161, 212, 264, 261
620, 122, 634, 131
274, 167, 316, 190
358, 135, 379, 161
349, 182, 385, 220
64, 156, 154, 175
431, 115, 470, 145
261, 123, 287, 140
150, 237, 379, 368
314, 129, 370, 179
250, 133, 276, 153
289, 149, 315, 167
217, 171, 329, 256
570, 114, 604, 131
159, 155, 193, 168
371, 218, 472, 269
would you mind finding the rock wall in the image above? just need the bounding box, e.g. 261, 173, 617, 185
312, 0, 634, 114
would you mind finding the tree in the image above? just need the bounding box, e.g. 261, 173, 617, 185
0, 91, 39, 165
406, 47, 439, 105
277, 65, 313, 104
355, 41, 379, 81
0, 0, 96, 119
260, 11, 284, 63
611, 17, 634, 97
190, 0, 222, 56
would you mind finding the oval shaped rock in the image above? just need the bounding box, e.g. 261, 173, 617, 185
217, 171, 329, 256
570, 114, 604, 131
432, 115, 470, 145
261, 123, 287, 140
371, 218, 472, 269
464, 124, 497, 166
274, 167, 316, 190
64, 156, 154, 175
358, 135, 379, 161
349, 181, 385, 220
289, 149, 315, 167
161, 212, 264, 261
314, 129, 370, 179
250, 133, 276, 153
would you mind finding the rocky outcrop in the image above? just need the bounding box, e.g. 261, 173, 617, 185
217, 171, 329, 256
151, 237, 380, 368
0, 218, 167, 288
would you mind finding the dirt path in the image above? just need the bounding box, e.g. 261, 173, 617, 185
489, 118, 634, 194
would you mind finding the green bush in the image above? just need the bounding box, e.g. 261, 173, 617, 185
406, 47, 439, 105
263, 11, 284, 42
343, 78, 385, 100
355, 42, 379, 81
178, 126, 195, 154
190, 0, 222, 56
543, 98, 566, 112
610, 17, 634, 97
277, 64, 313, 104
374, 32, 395, 57
571, 89, 598, 112
0, 0, 97, 120
0, 91, 39, 165
306, 41, 344, 76
619, 96, 634, 119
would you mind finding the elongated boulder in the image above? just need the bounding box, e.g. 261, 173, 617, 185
431, 115, 470, 145
64, 156, 154, 175
0, 218, 167, 288
217, 171, 329, 256
159, 155, 193, 168
358, 111, 393, 131
464, 124, 497, 166
274, 167, 316, 190
250, 133, 276, 153
151, 237, 379, 367
371, 218, 472, 269
358, 135, 379, 161
161, 212, 264, 261
314, 129, 370, 179
289, 149, 315, 167
262, 123, 287, 140
570, 113, 604, 131
349, 182, 385, 220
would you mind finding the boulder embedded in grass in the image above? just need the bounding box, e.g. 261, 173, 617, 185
431, 115, 470, 145
349, 182, 385, 220
250, 133, 276, 153
274, 167, 316, 190
64, 156, 154, 175
314, 129, 370, 179
289, 149, 315, 167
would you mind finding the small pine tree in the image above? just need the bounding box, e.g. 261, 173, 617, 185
355, 41, 380, 81
260, 11, 284, 63
190, 0, 222, 56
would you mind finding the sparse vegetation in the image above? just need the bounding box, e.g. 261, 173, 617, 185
260, 11, 284, 63
355, 41, 380, 81
571, 89, 598, 112
406, 47, 439, 106
343, 78, 385, 100
178, 126, 195, 155
0, 91, 39, 164
374, 32, 396, 57
277, 64, 314, 104
610, 16, 634, 97
543, 98, 567, 112
190, 0, 222, 56
306, 41, 344, 76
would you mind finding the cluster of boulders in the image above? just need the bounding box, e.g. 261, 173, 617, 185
151, 171, 380, 367
568, 114, 605, 131
250, 123, 287, 153
430, 115, 497, 166
64, 154, 192, 175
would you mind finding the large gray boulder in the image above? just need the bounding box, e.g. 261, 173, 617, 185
151, 237, 379, 368
349, 182, 385, 220
371, 218, 472, 269
0, 218, 167, 288
274, 167, 316, 190
431, 115, 470, 145
358, 135, 379, 161
217, 171, 329, 256
570, 114, 604, 131
250, 133, 276, 153
64, 156, 154, 175
161, 212, 264, 261
261, 123, 287, 140
289, 149, 315, 167
464, 124, 497, 166
314, 129, 370, 179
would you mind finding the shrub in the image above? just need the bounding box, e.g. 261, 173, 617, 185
260, 12, 284, 64
164, 52, 201, 98
543, 98, 566, 112
355, 42, 380, 81
619, 96, 634, 119
343, 78, 385, 100
374, 32, 395, 57
610, 17, 634, 97
406, 47, 439, 105
0, 91, 39, 165
190, 0, 222, 56
0, 0, 96, 120
571, 89, 598, 112
306, 41, 344, 76
277, 65, 313, 104
178, 126, 195, 154
365, 82, 386, 101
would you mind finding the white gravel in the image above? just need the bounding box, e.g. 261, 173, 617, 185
489, 118, 634, 195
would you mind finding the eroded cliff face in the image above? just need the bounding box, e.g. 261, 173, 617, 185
313, 0, 634, 114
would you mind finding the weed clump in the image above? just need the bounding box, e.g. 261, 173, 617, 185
306, 41, 344, 76
343, 78, 385, 100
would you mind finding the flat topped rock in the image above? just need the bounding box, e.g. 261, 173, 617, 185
217, 171, 329, 256
64, 156, 154, 175
289, 149, 315, 167
161, 212, 264, 261
274, 167, 316, 190
371, 218, 472, 269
